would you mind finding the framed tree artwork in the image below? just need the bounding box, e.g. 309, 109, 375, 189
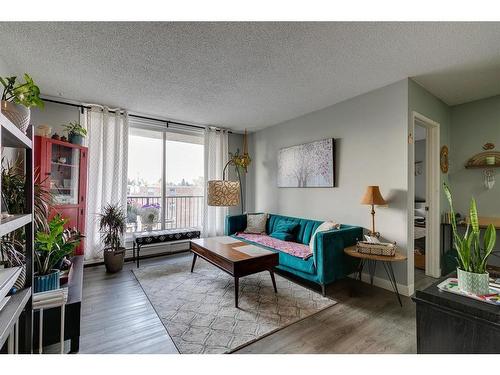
277, 138, 335, 188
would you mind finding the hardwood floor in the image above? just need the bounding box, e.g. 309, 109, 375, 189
79, 252, 417, 354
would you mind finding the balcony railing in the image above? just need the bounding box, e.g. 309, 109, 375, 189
127, 195, 204, 233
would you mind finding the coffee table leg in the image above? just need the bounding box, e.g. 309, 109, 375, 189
190, 253, 197, 273
269, 269, 277, 293
234, 277, 239, 308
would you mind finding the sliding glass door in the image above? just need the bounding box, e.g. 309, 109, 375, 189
127, 125, 204, 234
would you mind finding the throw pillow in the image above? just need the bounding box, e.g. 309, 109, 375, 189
270, 222, 299, 242
244, 213, 268, 234
309, 221, 341, 252
270, 231, 294, 241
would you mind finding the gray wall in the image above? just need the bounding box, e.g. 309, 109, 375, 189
449, 95, 500, 216
414, 139, 426, 202
246, 79, 410, 287
449, 95, 500, 267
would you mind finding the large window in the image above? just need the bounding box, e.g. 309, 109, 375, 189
127, 123, 204, 234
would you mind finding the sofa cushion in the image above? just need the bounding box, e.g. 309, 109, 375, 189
309, 221, 340, 251
244, 213, 268, 234
267, 214, 324, 245
235, 232, 312, 259
270, 222, 299, 241
270, 231, 293, 241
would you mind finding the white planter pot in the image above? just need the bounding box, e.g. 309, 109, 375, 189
1, 100, 31, 133
457, 268, 489, 295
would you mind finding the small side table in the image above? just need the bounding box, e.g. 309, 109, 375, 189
344, 246, 407, 306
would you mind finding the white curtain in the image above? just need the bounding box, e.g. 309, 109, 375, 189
203, 127, 229, 237
83, 107, 129, 261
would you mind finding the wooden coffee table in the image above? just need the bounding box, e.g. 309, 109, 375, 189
190, 237, 279, 308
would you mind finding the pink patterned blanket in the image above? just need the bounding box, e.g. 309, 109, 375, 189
235, 232, 312, 260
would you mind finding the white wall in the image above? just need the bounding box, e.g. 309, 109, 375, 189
246, 79, 410, 288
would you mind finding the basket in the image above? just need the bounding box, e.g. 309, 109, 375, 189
356, 241, 396, 256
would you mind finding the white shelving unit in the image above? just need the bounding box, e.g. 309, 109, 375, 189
0, 109, 34, 354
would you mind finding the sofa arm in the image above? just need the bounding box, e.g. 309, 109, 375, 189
314, 226, 363, 284
225, 214, 247, 235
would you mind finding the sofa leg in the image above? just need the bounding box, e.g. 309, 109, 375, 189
321, 284, 326, 297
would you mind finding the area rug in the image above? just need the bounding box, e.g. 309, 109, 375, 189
132, 257, 336, 354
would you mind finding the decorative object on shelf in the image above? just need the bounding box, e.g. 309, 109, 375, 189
139, 203, 160, 232
443, 182, 496, 295
0, 74, 44, 133
62, 121, 87, 145
35, 124, 52, 137
57, 156, 67, 164
51, 133, 60, 140
34, 215, 82, 293
437, 278, 500, 305
98, 203, 126, 273
440, 145, 449, 174
277, 138, 335, 188
60, 135, 67, 142
483, 142, 495, 150
465, 146, 500, 190
360, 185, 387, 238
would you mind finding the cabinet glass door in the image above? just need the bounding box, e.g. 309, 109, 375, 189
50, 143, 80, 205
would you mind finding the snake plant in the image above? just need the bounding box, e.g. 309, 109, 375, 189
443, 182, 496, 274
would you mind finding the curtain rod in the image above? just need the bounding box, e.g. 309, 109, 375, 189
41, 98, 232, 133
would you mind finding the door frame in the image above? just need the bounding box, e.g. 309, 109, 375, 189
408, 111, 441, 293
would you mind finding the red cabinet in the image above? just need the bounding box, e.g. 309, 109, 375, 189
35, 136, 88, 255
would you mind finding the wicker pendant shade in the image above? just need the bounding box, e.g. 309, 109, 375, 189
207, 180, 240, 207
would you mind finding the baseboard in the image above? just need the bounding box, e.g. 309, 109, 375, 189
348, 272, 412, 297
84, 241, 191, 267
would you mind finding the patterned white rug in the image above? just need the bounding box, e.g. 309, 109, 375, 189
133, 257, 336, 354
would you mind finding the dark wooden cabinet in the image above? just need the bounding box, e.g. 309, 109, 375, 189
34, 136, 88, 255
412, 276, 500, 354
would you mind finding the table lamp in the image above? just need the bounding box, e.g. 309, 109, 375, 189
360, 185, 387, 237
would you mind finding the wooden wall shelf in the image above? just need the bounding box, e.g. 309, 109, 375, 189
465, 150, 500, 169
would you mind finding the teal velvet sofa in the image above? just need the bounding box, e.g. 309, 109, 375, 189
225, 213, 363, 295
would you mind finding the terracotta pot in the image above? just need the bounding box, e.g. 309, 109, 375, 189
104, 247, 125, 273
1, 100, 31, 133
457, 268, 489, 295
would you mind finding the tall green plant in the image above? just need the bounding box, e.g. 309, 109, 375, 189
443, 182, 496, 273
98, 203, 126, 251
35, 215, 82, 275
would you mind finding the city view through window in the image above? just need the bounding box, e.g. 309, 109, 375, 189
127, 127, 204, 233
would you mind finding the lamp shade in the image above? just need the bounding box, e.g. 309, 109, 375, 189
207, 180, 240, 207
360, 186, 387, 205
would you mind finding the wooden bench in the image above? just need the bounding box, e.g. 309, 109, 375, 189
132, 228, 201, 267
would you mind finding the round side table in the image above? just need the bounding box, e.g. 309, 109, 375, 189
344, 245, 407, 306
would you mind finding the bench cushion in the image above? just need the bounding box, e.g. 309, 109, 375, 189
133, 228, 200, 245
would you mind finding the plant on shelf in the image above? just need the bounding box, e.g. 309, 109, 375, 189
34, 215, 83, 292
0, 74, 44, 133
443, 182, 496, 295
62, 121, 87, 145
99, 203, 127, 273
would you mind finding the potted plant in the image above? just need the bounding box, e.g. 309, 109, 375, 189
63, 121, 87, 145
34, 215, 82, 293
0, 74, 44, 133
140, 203, 160, 231
443, 183, 496, 295
99, 203, 127, 273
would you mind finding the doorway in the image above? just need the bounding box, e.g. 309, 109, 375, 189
410, 112, 441, 293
